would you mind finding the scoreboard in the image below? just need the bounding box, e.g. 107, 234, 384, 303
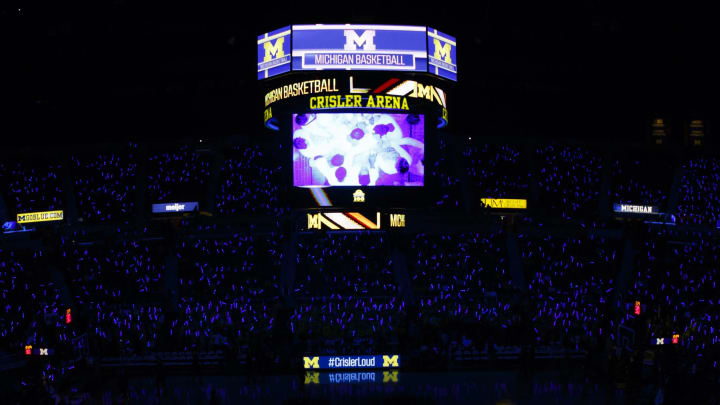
258, 24, 456, 229
258, 25, 456, 81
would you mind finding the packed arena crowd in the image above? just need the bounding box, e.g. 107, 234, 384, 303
2, 139, 720, 392
71, 145, 139, 224
535, 145, 603, 220
519, 233, 621, 349
215, 144, 286, 217
677, 157, 720, 226
623, 228, 720, 373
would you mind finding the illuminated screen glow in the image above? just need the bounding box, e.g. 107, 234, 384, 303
291, 25, 428, 72
293, 113, 424, 187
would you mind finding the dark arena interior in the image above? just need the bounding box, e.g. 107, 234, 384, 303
1, 2, 719, 404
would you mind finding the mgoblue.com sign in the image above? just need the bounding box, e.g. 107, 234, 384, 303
303, 355, 400, 369
16, 210, 64, 224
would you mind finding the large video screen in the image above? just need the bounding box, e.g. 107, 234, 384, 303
292, 113, 425, 187
291, 25, 428, 73
258, 25, 457, 81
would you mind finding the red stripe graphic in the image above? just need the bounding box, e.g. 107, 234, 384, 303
372, 78, 400, 94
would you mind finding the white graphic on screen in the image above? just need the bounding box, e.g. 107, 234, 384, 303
292, 113, 424, 187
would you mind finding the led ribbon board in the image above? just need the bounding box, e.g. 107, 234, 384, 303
152, 202, 199, 213
303, 355, 400, 369
258, 25, 457, 80
481, 198, 528, 209
613, 204, 659, 214
264, 77, 447, 108
16, 210, 64, 224
305, 212, 406, 230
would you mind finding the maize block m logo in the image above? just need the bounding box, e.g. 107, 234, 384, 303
433, 39, 453, 63
304, 356, 319, 369
344, 30, 376, 50
382, 355, 399, 367
263, 37, 285, 62
383, 370, 398, 383
305, 371, 319, 384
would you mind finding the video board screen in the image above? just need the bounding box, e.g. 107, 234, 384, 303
257, 25, 457, 81
257, 26, 292, 79
292, 25, 428, 72
427, 28, 457, 81
292, 113, 424, 187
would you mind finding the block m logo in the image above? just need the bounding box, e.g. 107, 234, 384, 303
383, 370, 398, 383
263, 37, 286, 62
303, 356, 319, 369
307, 213, 339, 230
304, 371, 319, 384
433, 39, 453, 64
344, 30, 376, 50
382, 355, 399, 367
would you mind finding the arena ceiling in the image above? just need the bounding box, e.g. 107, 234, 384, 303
2, 1, 716, 146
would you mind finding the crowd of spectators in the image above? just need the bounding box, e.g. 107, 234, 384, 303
215, 144, 285, 217
60, 239, 166, 305
0, 247, 66, 354
174, 235, 281, 352
677, 157, 720, 226
4, 141, 720, 226
609, 150, 674, 210
71, 145, 138, 223
518, 233, 621, 348
430, 137, 462, 209
624, 228, 720, 371
407, 231, 520, 350
4, 141, 720, 391
463, 143, 529, 200
292, 233, 402, 352
535, 145, 603, 220
410, 231, 513, 297
295, 233, 396, 297
54, 239, 169, 356
146, 147, 212, 205
0, 159, 64, 217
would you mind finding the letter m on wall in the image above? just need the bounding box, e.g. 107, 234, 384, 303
382, 355, 399, 367
263, 37, 285, 62
433, 39, 452, 63
344, 30, 376, 50
304, 356, 319, 369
